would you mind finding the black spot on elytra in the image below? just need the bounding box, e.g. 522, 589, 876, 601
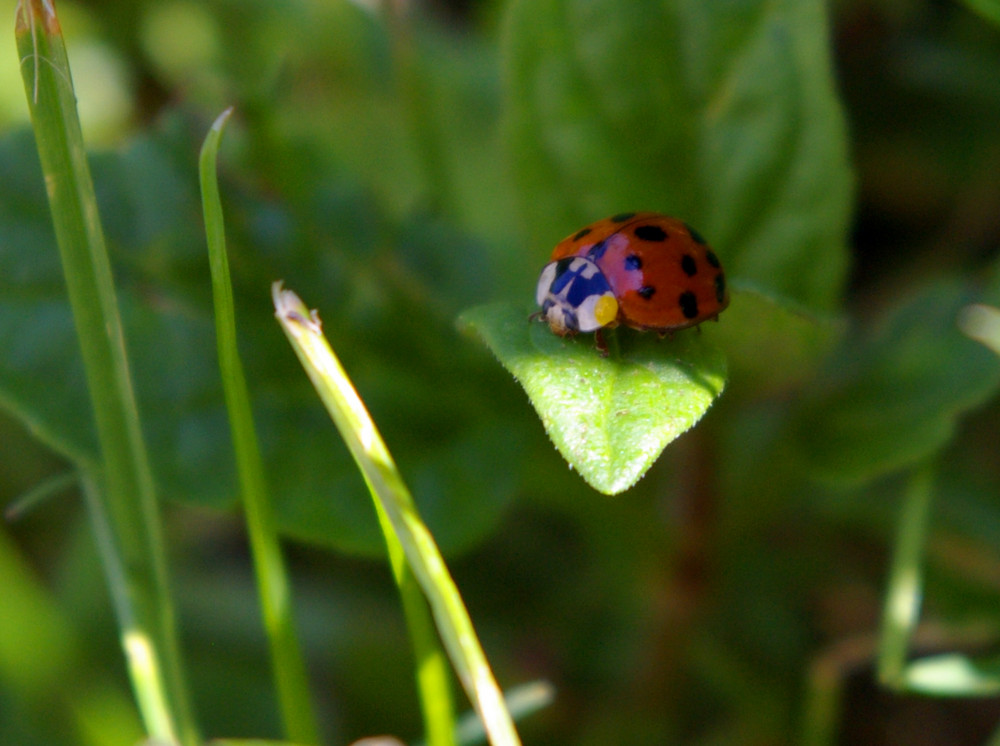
573, 227, 592, 242
681, 255, 697, 277
610, 212, 636, 223
624, 254, 642, 271
706, 250, 720, 268
715, 274, 726, 304
638, 285, 656, 300
634, 224, 667, 242
679, 291, 699, 319
684, 223, 707, 245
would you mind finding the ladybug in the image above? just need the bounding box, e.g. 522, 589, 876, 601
535, 212, 729, 353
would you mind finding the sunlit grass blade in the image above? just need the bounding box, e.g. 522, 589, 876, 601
199, 108, 319, 745
385, 505, 458, 746
273, 284, 518, 746
877, 463, 934, 688
876, 462, 1000, 697
15, 1, 196, 743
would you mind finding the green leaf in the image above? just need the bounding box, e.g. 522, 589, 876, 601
503, 0, 852, 311
787, 280, 1000, 483
459, 302, 727, 495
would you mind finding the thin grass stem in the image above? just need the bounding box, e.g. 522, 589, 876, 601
199, 107, 319, 744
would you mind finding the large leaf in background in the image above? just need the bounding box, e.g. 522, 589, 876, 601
962, 0, 1000, 26
503, 0, 853, 312
786, 279, 1000, 483
704, 283, 844, 396
0, 132, 97, 467
0, 123, 517, 556
460, 303, 727, 495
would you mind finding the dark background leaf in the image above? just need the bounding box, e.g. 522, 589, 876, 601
503, 0, 853, 310
787, 279, 1000, 483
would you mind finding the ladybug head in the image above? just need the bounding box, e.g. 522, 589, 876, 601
536, 257, 618, 336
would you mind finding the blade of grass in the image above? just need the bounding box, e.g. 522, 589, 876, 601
4, 471, 78, 521
876, 461, 1000, 697
273, 284, 518, 746
15, 2, 196, 744
199, 107, 319, 745
272, 282, 457, 746
877, 462, 935, 688
873, 462, 1000, 696
448, 681, 554, 746
382, 497, 459, 746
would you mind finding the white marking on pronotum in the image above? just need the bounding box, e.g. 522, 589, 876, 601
535, 261, 557, 306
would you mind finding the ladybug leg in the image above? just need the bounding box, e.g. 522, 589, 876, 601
595, 329, 610, 357
656, 329, 675, 341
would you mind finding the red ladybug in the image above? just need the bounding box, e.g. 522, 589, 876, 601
535, 212, 729, 352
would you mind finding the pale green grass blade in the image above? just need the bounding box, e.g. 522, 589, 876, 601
273, 285, 517, 746
877, 463, 934, 688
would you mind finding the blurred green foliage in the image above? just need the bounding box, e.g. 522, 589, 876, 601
2, 0, 1000, 745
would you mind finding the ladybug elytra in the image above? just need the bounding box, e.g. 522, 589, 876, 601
535, 212, 729, 352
